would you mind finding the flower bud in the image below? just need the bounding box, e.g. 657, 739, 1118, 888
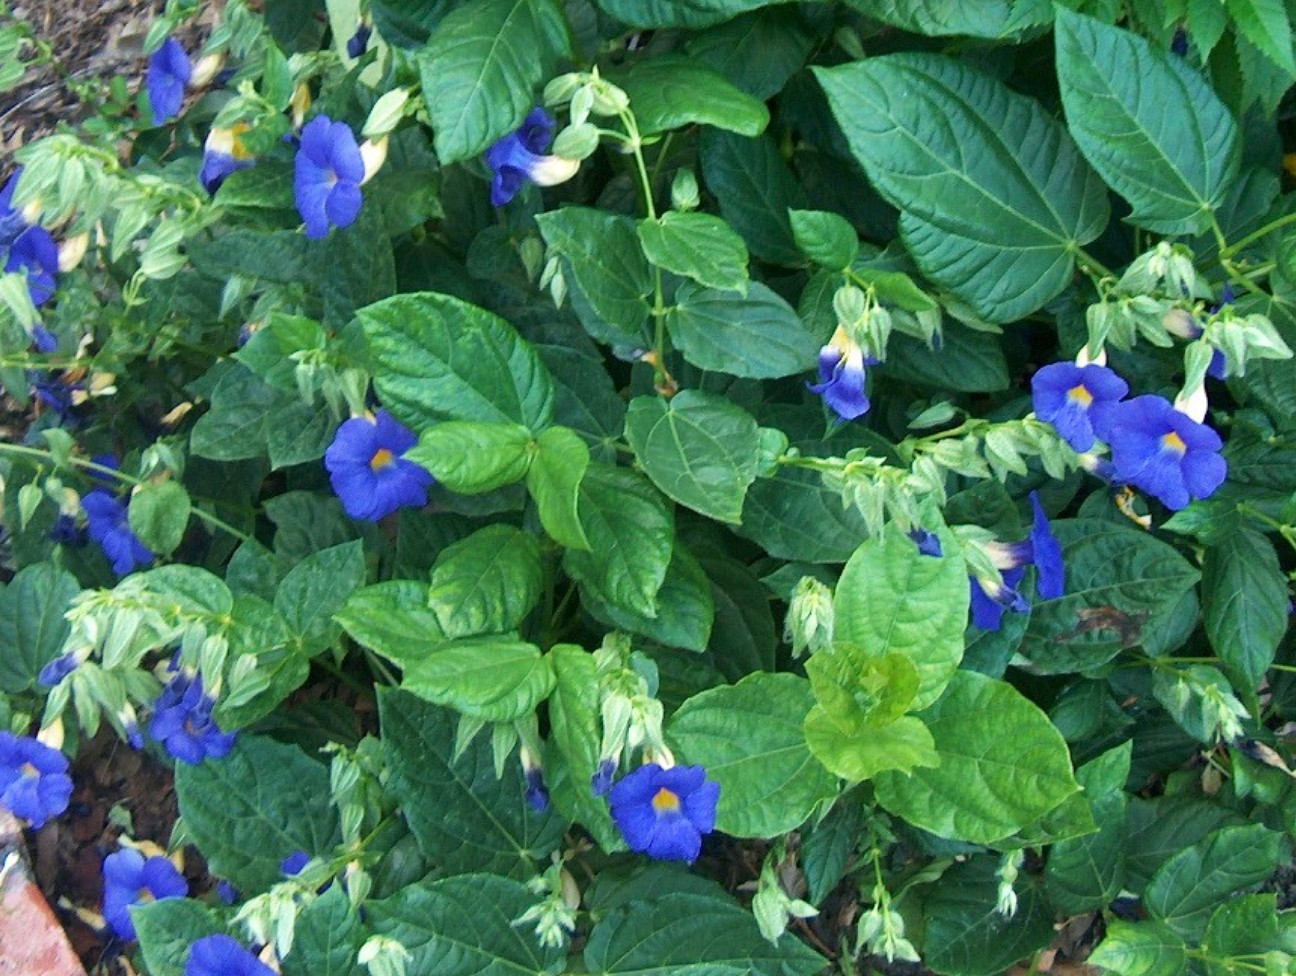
1174, 383, 1209, 423
58, 232, 89, 272
785, 576, 834, 658
589, 77, 629, 116
551, 122, 599, 161
528, 154, 581, 188
543, 73, 583, 106
671, 170, 700, 211
359, 136, 389, 184
1074, 343, 1106, 367
290, 83, 312, 130
362, 89, 410, 139
190, 51, 227, 87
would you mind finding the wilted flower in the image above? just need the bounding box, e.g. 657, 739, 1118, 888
608, 762, 720, 863
486, 108, 579, 207
149, 671, 236, 764
324, 410, 433, 521
200, 124, 255, 194
0, 732, 73, 828
147, 38, 192, 125
186, 934, 276, 976
82, 489, 154, 576
293, 115, 364, 238
1106, 395, 1227, 510
102, 848, 188, 941
808, 325, 871, 421
1031, 361, 1128, 452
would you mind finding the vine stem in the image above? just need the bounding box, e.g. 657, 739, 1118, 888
619, 108, 671, 392
1220, 211, 1296, 259
1070, 246, 1116, 283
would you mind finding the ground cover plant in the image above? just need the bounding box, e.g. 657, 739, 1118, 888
2, 0, 1296, 973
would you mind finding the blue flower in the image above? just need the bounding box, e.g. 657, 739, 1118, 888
486, 108, 580, 207
31, 325, 58, 352
82, 489, 154, 576
199, 125, 255, 194
147, 39, 192, 125
38, 653, 81, 687
907, 528, 943, 557
0, 170, 26, 247
808, 326, 872, 421
293, 115, 364, 239
186, 935, 277, 976
969, 492, 1064, 631
324, 410, 433, 521
609, 763, 720, 863
216, 880, 239, 904
0, 732, 73, 829
281, 850, 310, 876
346, 22, 371, 58
970, 565, 1028, 632
102, 849, 188, 941
1031, 361, 1128, 452
149, 671, 236, 765
1, 170, 58, 306
48, 513, 87, 547
591, 758, 617, 797
1106, 394, 1227, 510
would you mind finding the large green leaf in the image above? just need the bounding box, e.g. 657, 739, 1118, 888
873, 671, 1081, 844
833, 525, 968, 710
612, 56, 768, 137
637, 212, 750, 293
1227, 0, 1296, 76
379, 688, 563, 875
0, 562, 80, 693
526, 425, 591, 550
667, 673, 837, 837
1124, 796, 1247, 893
684, 8, 814, 100
1087, 921, 1188, 976
591, 0, 799, 28
274, 540, 366, 656
368, 875, 564, 976
813, 55, 1108, 322
417, 0, 571, 164
738, 466, 873, 563
667, 281, 819, 379
1055, 9, 1240, 235
174, 735, 340, 892
360, 292, 555, 431
1045, 742, 1132, 913
406, 421, 534, 494
281, 886, 365, 976
699, 129, 805, 265
335, 579, 448, 669
426, 525, 544, 639
842, 0, 1051, 38
625, 391, 760, 523
1201, 525, 1288, 695
581, 545, 715, 652
401, 638, 555, 722
127, 481, 191, 555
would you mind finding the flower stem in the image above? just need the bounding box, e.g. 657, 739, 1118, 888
1221, 211, 1296, 259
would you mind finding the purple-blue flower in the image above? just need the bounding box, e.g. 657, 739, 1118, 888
1031, 362, 1128, 452
970, 565, 1028, 632
907, 528, 943, 558
38, 653, 80, 687
609, 763, 720, 863
1106, 394, 1227, 510
102, 848, 188, 941
1, 170, 58, 306
293, 115, 364, 239
485, 108, 579, 207
324, 410, 433, 521
147, 39, 192, 125
186, 934, 277, 976
281, 850, 310, 876
591, 758, 617, 797
808, 325, 872, 421
346, 22, 371, 58
0, 732, 73, 829
199, 125, 255, 194
149, 671, 236, 765
969, 492, 1064, 631
82, 489, 154, 577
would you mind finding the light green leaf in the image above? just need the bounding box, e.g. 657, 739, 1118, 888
406, 421, 534, 494
133, 900, 224, 976
1045, 742, 1132, 913
789, 209, 859, 270
1227, 0, 1296, 76
873, 671, 1081, 844
401, 638, 555, 722
548, 643, 621, 850
700, 129, 805, 265
667, 673, 838, 837
624, 391, 760, 523
613, 56, 769, 137
274, 540, 366, 655
175, 735, 340, 892
360, 292, 555, 431
1055, 8, 1241, 234
833, 525, 968, 710
336, 580, 448, 670
813, 54, 1108, 322
637, 212, 749, 293
1088, 921, 1189, 976
804, 711, 937, 782
427, 525, 543, 638
0, 562, 81, 693
127, 481, 190, 555
1202, 525, 1288, 695
526, 425, 591, 550
667, 281, 819, 380
281, 886, 365, 976
417, 0, 571, 164
379, 688, 563, 874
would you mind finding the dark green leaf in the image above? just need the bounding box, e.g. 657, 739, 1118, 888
789, 209, 859, 270
281, 886, 365, 976
667, 281, 819, 379
637, 212, 749, 293
1202, 524, 1288, 694
683, 8, 814, 99
189, 365, 276, 461
1045, 742, 1132, 913
274, 540, 366, 655
802, 799, 863, 904
581, 544, 715, 652
0, 562, 80, 693
700, 129, 806, 265
1124, 796, 1247, 893
739, 466, 873, 564
843, 0, 1051, 38
881, 325, 1009, 393
612, 56, 769, 137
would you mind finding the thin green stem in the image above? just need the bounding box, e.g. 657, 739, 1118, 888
1220, 210, 1296, 259
1071, 247, 1116, 284
619, 108, 671, 390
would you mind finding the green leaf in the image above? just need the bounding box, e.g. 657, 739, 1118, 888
274, 540, 367, 655
427, 525, 544, 638
683, 8, 814, 100
360, 292, 555, 431
535, 207, 652, 345
1020, 519, 1200, 673
637, 212, 749, 293
336, 580, 448, 670
216, 594, 308, 730
1144, 823, 1286, 939
548, 643, 621, 850
564, 464, 674, 619
1054, 9, 1241, 234
667, 673, 838, 837
1088, 921, 1189, 976
281, 886, 365, 976
1226, 0, 1296, 76
379, 688, 563, 874
833, 525, 968, 710
0, 562, 80, 693
580, 545, 715, 652
175, 735, 340, 892
612, 56, 769, 137
416, 0, 571, 164
802, 800, 863, 904
406, 421, 534, 494
624, 391, 760, 523
700, 129, 806, 265
1045, 742, 1132, 913
127, 481, 191, 555
1124, 797, 1247, 893
813, 54, 1108, 322
805, 709, 937, 782
667, 281, 819, 380
789, 209, 859, 270
1202, 525, 1287, 695
591, 0, 800, 29
584, 892, 826, 976
369, 874, 564, 976
873, 671, 1081, 844
1201, 895, 1288, 976
133, 899, 224, 976
738, 465, 873, 563
701, 553, 778, 680
843, 0, 1051, 38
526, 425, 591, 550
401, 637, 555, 721
189, 365, 276, 460
882, 325, 1009, 393
266, 399, 337, 470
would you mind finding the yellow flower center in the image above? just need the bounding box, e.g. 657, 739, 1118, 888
136, 888, 156, 904
19, 762, 38, 777
370, 448, 395, 471
1066, 384, 1093, 407
1161, 431, 1187, 455
651, 787, 681, 814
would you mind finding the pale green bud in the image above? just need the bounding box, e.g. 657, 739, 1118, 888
671, 170, 700, 211
362, 89, 410, 139
785, 577, 834, 658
